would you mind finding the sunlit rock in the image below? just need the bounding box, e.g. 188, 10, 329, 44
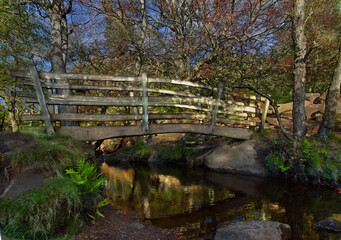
214, 221, 291, 240
203, 140, 267, 176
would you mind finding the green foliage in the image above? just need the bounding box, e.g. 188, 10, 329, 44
157, 145, 195, 161
0, 157, 108, 239
120, 140, 152, 160
251, 129, 271, 139
66, 157, 103, 195
266, 152, 292, 173
66, 157, 108, 219
0, 177, 82, 239
265, 137, 341, 184
326, 132, 341, 144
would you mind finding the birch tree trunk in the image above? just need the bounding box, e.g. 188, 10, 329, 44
318, 44, 341, 141
292, 0, 307, 145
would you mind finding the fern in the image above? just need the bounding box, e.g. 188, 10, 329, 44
66, 157, 103, 194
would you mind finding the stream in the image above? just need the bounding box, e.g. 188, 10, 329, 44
102, 162, 341, 240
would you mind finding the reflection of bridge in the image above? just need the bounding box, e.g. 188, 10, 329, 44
11, 66, 269, 141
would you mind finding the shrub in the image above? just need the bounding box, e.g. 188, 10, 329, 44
265, 137, 341, 184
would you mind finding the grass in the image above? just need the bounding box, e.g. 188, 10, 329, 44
0, 177, 83, 239
0, 157, 107, 239
0, 129, 105, 239
11, 129, 92, 176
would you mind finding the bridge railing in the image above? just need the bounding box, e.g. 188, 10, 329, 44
10, 66, 269, 140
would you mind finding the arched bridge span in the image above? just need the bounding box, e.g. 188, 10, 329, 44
10, 66, 270, 141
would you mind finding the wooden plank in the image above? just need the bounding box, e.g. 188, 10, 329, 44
22, 80, 200, 98
12, 69, 266, 101
21, 80, 261, 106
19, 92, 260, 113
21, 113, 212, 122
18, 92, 142, 106
29, 66, 55, 136
21, 93, 254, 117
210, 84, 223, 133
57, 124, 252, 141
13, 70, 212, 90
216, 118, 261, 127
11, 70, 139, 82
148, 77, 213, 89
141, 73, 149, 134
224, 91, 267, 102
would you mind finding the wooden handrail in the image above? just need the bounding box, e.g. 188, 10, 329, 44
11, 68, 270, 139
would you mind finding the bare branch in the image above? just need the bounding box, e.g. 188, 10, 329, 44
224, 83, 293, 141
304, 41, 319, 62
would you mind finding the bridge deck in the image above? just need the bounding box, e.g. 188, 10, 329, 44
57, 124, 251, 141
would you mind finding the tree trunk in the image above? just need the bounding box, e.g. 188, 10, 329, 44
318, 44, 341, 141
48, 0, 78, 126
2, 89, 19, 132
8, 111, 19, 133
292, 0, 307, 145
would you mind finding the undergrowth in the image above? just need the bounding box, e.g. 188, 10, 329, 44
0, 129, 106, 239
120, 139, 152, 160
11, 129, 91, 176
157, 145, 195, 162
0, 177, 82, 239
265, 133, 341, 185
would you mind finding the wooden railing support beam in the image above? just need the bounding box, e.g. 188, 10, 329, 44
260, 98, 270, 132
210, 83, 223, 134
141, 73, 149, 134
29, 65, 55, 136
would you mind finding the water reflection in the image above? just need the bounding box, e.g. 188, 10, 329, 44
102, 163, 233, 218
102, 163, 341, 240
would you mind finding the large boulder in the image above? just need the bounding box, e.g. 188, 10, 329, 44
214, 221, 291, 240
100, 138, 123, 153
306, 104, 325, 119
306, 93, 321, 102
203, 140, 267, 176
278, 101, 311, 115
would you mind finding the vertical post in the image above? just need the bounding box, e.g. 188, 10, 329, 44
260, 98, 270, 132
29, 65, 55, 136
141, 73, 149, 134
209, 83, 223, 134
130, 91, 140, 126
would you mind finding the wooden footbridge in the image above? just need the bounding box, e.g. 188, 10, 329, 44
10, 66, 270, 141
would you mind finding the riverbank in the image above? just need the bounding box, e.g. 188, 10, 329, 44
1, 128, 341, 239
75, 205, 181, 240
0, 131, 183, 239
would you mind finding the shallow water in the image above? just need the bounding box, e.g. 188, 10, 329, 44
102, 163, 341, 240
